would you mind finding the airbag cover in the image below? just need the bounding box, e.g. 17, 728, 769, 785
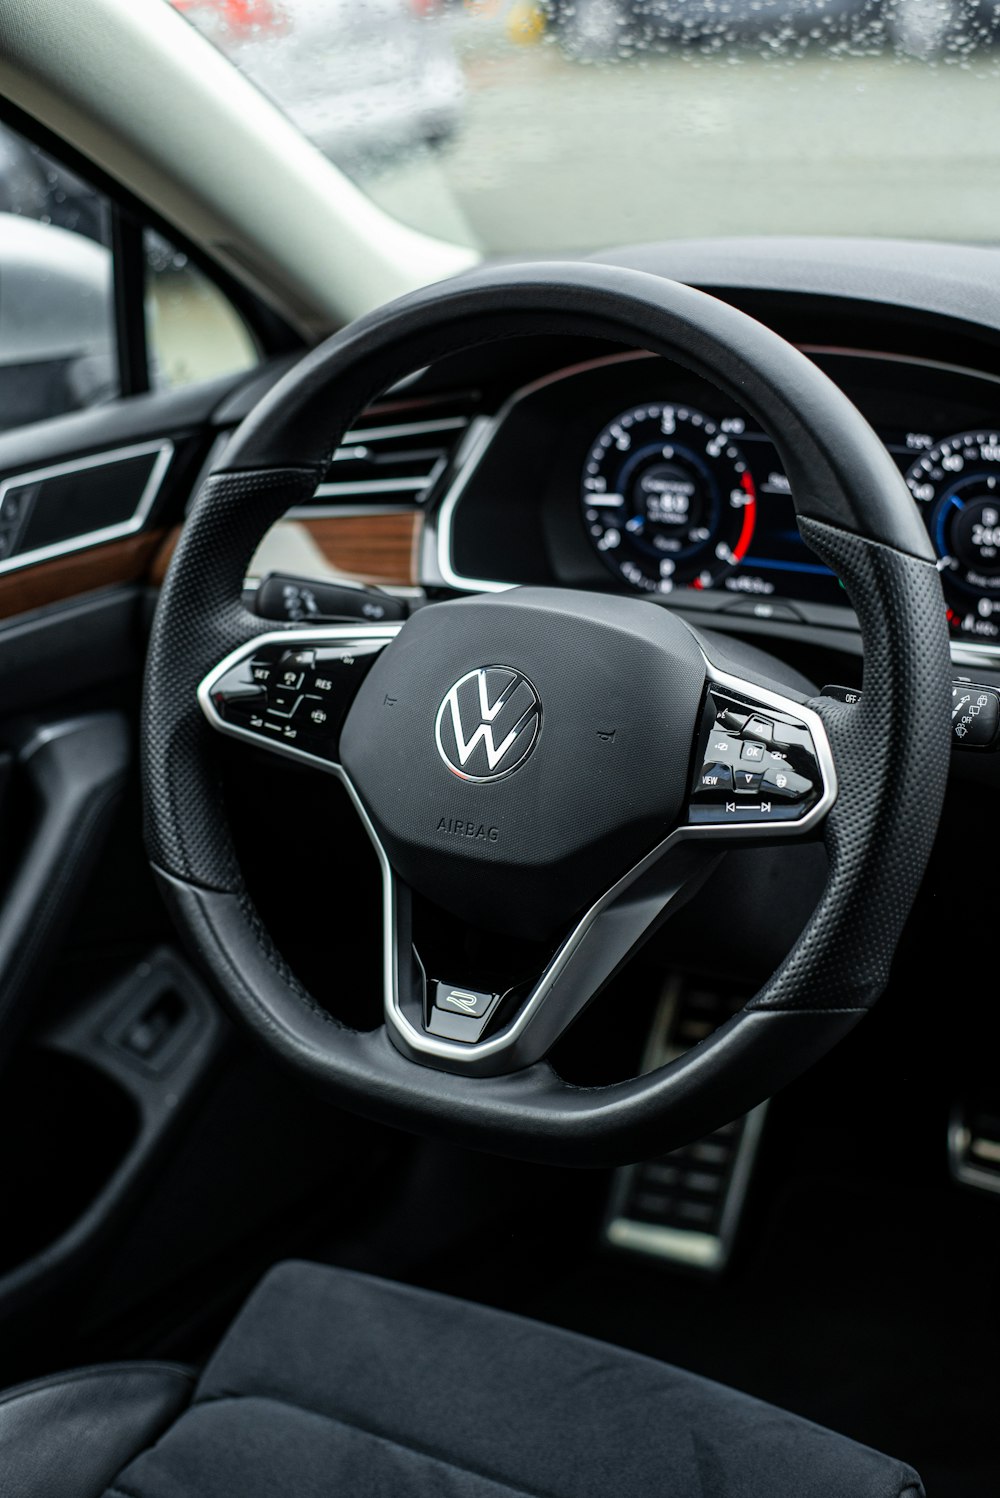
340, 588, 706, 939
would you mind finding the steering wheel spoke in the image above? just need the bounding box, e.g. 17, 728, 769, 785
198, 623, 403, 768
383, 833, 724, 1076
375, 653, 836, 1078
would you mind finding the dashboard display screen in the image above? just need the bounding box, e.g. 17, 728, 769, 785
447, 347, 1000, 649
579, 389, 1000, 643
581, 401, 844, 607
711, 425, 842, 605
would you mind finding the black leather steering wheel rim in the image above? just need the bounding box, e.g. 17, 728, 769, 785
143, 262, 952, 1166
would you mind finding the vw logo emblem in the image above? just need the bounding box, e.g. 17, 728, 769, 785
435, 667, 541, 782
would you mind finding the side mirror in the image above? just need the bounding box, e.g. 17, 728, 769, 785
0, 212, 115, 432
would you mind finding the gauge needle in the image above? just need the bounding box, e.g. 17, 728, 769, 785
953, 694, 971, 719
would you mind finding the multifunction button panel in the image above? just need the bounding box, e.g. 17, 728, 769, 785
688, 688, 822, 826
206, 635, 391, 762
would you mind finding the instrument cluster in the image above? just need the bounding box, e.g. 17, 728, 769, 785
442, 347, 1000, 651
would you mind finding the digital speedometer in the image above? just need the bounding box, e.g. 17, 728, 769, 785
906, 430, 1000, 640
581, 403, 756, 593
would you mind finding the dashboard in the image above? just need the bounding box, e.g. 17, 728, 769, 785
436, 346, 1000, 652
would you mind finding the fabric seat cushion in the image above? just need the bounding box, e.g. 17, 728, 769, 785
104, 1260, 923, 1498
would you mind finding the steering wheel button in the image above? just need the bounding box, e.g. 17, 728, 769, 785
266, 689, 301, 719
689, 799, 802, 824
771, 722, 814, 754
743, 717, 774, 744
250, 662, 273, 685
761, 764, 813, 800
696, 763, 733, 794
740, 741, 766, 764
215, 684, 267, 722
734, 769, 763, 793
705, 732, 739, 759
716, 709, 749, 734
303, 699, 331, 730
276, 650, 316, 692
316, 641, 387, 666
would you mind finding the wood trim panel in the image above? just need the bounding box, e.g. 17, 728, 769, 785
0, 508, 422, 625
292, 512, 422, 586
149, 527, 179, 587
0, 531, 166, 621
150, 510, 423, 590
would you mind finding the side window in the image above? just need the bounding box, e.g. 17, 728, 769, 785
0, 117, 261, 434
145, 229, 259, 391
0, 121, 117, 433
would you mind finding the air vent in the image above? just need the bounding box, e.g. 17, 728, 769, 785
297, 408, 473, 509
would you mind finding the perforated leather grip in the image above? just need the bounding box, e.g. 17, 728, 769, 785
749, 519, 952, 1012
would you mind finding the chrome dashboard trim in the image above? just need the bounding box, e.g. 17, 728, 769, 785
338, 415, 469, 446
431, 350, 654, 594
951, 644, 1000, 669
314, 476, 432, 497
282, 504, 419, 521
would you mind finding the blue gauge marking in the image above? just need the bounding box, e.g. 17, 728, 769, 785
741, 557, 834, 576
934, 491, 965, 559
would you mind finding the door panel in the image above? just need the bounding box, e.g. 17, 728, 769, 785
0, 359, 289, 1337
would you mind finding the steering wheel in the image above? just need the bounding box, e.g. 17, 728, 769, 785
143, 263, 952, 1166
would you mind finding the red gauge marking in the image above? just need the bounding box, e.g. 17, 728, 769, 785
689, 472, 755, 591
733, 472, 757, 563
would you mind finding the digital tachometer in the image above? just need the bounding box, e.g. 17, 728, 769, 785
906, 430, 1000, 640
581, 403, 756, 593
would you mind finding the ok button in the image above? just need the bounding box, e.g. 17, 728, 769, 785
741, 741, 766, 764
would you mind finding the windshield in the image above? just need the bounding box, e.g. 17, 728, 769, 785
170, 0, 1000, 254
